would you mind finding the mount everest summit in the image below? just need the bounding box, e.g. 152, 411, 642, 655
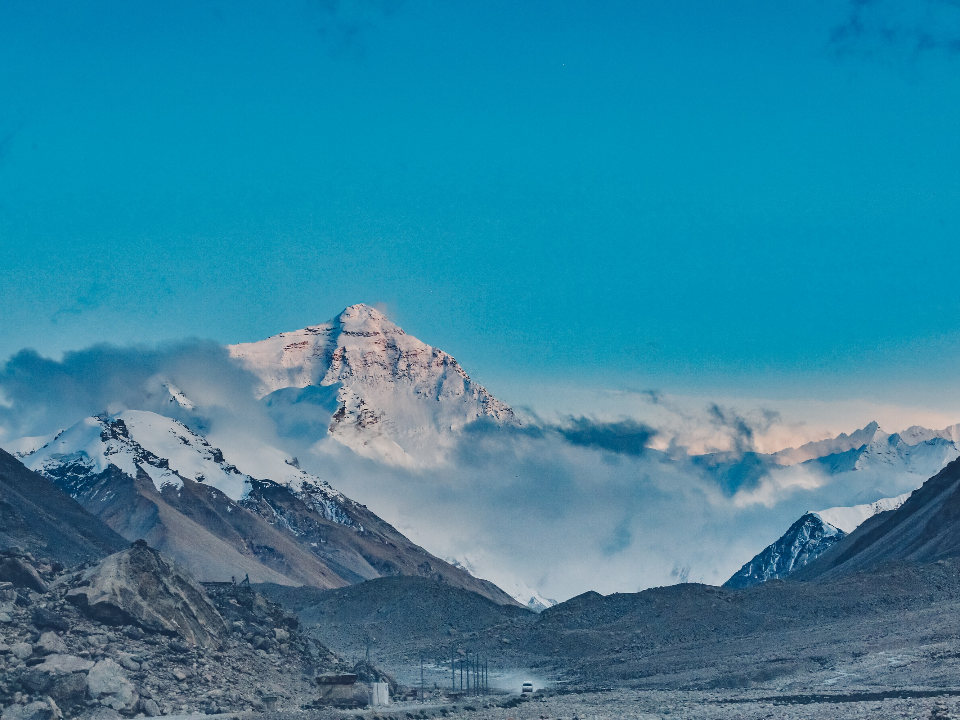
230, 304, 516, 466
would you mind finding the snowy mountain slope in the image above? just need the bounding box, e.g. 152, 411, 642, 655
26, 411, 357, 524
724, 492, 912, 588
773, 422, 888, 465
794, 457, 960, 581
229, 304, 516, 465
724, 513, 845, 589
815, 493, 911, 534
799, 433, 960, 501
23, 410, 518, 604
899, 423, 960, 445
1, 431, 61, 459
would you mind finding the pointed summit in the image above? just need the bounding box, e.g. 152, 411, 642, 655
335, 303, 391, 327
229, 305, 515, 465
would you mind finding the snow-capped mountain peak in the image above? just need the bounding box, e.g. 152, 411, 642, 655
899, 423, 960, 446
445, 555, 557, 612
774, 421, 889, 465
229, 304, 516, 465
24, 410, 358, 528
725, 491, 912, 588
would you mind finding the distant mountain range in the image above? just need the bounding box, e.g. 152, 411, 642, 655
724, 423, 960, 587
4, 302, 960, 603
19, 409, 514, 604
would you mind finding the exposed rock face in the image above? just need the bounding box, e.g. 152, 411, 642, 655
724, 513, 846, 589
0, 558, 49, 594
66, 541, 227, 648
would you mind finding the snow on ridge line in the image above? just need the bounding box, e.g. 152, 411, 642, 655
447, 556, 557, 612
228, 303, 515, 420
23, 410, 358, 528
813, 493, 912, 534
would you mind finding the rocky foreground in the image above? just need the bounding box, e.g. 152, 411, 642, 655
0, 543, 366, 720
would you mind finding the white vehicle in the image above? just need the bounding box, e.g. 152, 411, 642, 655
521, 682, 534, 694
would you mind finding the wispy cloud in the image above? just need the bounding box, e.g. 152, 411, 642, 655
555, 416, 656, 457
307, 0, 409, 58
831, 0, 960, 58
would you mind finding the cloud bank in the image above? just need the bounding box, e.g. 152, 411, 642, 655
0, 341, 933, 601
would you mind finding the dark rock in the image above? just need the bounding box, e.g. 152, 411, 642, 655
32, 608, 69, 632
21, 664, 88, 712
0, 699, 61, 720
0, 558, 48, 593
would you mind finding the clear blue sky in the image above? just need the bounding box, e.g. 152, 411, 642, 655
3, 0, 960, 404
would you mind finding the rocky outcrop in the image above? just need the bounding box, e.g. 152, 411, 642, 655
66, 542, 227, 649
0, 558, 48, 594
724, 513, 846, 589
0, 549, 363, 717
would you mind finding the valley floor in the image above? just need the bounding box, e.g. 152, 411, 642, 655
261, 687, 959, 719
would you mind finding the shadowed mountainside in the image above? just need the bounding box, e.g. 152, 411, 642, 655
0, 447, 126, 563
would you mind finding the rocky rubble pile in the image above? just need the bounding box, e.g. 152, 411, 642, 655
0, 544, 354, 719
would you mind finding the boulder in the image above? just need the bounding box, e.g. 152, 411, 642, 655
21, 664, 87, 711
35, 654, 95, 673
11, 641, 33, 660
0, 558, 48, 593
36, 631, 68, 655
0, 699, 61, 720
86, 658, 138, 712
32, 608, 70, 632
67, 541, 227, 648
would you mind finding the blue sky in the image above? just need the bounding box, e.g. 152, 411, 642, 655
3, 0, 960, 418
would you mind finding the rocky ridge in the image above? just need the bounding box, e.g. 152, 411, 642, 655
725, 493, 911, 588
22, 413, 516, 605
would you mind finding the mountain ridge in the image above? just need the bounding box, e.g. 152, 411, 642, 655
22, 410, 518, 605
